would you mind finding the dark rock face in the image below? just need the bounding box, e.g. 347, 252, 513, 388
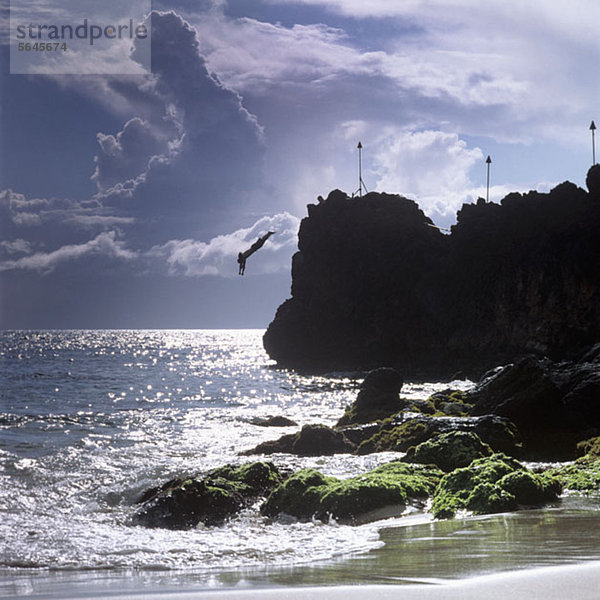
337, 367, 406, 426
241, 424, 356, 456
264, 178, 600, 377
264, 190, 445, 373
587, 164, 600, 198
469, 350, 600, 459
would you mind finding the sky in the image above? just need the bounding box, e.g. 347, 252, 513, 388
1, 0, 599, 328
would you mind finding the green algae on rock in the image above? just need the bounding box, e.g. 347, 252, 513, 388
576, 436, 600, 459
357, 415, 522, 457
356, 417, 430, 454
133, 462, 283, 529
206, 462, 285, 495
428, 389, 474, 417
403, 431, 493, 472
261, 461, 443, 524
431, 453, 561, 519
549, 456, 600, 493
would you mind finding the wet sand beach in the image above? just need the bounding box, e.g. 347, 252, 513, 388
6, 499, 600, 599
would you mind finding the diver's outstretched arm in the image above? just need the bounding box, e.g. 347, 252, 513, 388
243, 231, 276, 258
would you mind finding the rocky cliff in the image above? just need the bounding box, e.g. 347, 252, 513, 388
264, 166, 600, 377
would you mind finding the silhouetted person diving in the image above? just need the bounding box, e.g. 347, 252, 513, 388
237, 231, 275, 275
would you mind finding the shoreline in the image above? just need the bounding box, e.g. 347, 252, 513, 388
10, 561, 600, 600
5, 501, 600, 599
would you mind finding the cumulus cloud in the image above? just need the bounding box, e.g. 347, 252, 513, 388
371, 129, 484, 221
86, 11, 267, 236
92, 117, 182, 192
150, 212, 300, 277
0, 231, 136, 274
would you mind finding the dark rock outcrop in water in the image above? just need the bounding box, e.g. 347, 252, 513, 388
469, 346, 600, 459
337, 367, 406, 426
264, 171, 600, 377
251, 416, 298, 427
132, 462, 282, 529
241, 423, 356, 456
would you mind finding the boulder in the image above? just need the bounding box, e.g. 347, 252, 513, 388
469, 352, 600, 459
549, 456, 600, 494
336, 367, 406, 426
431, 453, 561, 519
261, 461, 442, 524
356, 414, 523, 458
427, 389, 474, 416
241, 424, 356, 456
132, 462, 282, 529
403, 431, 493, 472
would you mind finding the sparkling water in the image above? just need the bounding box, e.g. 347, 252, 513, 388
1, 330, 472, 581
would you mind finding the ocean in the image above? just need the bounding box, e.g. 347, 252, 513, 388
2, 329, 600, 599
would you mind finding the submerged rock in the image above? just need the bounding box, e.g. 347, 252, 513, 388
337, 367, 406, 426
431, 453, 561, 519
252, 416, 298, 427
403, 431, 493, 472
241, 424, 356, 456
261, 461, 442, 524
132, 462, 283, 529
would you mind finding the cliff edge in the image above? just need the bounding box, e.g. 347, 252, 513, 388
264, 166, 600, 377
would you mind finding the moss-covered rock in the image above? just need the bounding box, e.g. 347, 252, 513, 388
405, 398, 437, 415
431, 453, 561, 519
261, 461, 442, 524
206, 462, 284, 496
549, 456, 600, 493
428, 389, 474, 417
472, 415, 523, 457
357, 415, 523, 457
133, 462, 283, 529
356, 417, 430, 454
403, 431, 493, 472
576, 436, 600, 459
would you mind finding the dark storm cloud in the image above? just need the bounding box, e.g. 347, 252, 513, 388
92, 116, 180, 192
93, 10, 267, 240
1, 10, 270, 268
